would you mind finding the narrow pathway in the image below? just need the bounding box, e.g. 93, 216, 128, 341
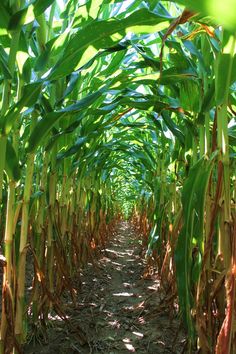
26, 222, 185, 353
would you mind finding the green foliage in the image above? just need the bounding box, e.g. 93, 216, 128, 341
174, 0, 236, 32
0, 1, 236, 353
5, 140, 21, 182
175, 154, 216, 339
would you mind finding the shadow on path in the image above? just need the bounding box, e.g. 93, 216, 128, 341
25, 222, 185, 353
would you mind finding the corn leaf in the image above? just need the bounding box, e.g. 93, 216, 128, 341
175, 154, 216, 339
2, 82, 42, 134
5, 140, 21, 182
48, 8, 173, 80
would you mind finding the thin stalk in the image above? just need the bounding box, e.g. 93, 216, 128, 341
0, 137, 7, 207
14, 117, 36, 345
0, 180, 16, 354
192, 136, 198, 165
46, 144, 58, 310
204, 113, 210, 155
36, 14, 47, 52
199, 125, 205, 157
47, 2, 56, 41
216, 35, 235, 268
61, 156, 70, 237
32, 152, 49, 322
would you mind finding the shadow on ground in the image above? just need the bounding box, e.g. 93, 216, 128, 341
24, 222, 186, 353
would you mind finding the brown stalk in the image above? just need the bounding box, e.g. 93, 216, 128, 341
215, 217, 236, 354
195, 160, 223, 353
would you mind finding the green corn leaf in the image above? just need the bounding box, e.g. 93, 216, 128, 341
175, 153, 217, 341
201, 80, 215, 113
27, 111, 79, 153
8, 5, 35, 30
5, 139, 21, 182
161, 111, 185, 145
48, 8, 173, 80
174, 0, 236, 32
27, 89, 104, 152
215, 46, 236, 105
0, 46, 11, 79
2, 82, 42, 135
0, 3, 10, 30
8, 0, 55, 30
57, 136, 88, 160
159, 68, 198, 85
33, 0, 55, 17
179, 80, 201, 113
228, 122, 236, 146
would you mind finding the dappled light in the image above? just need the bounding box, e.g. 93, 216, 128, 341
112, 292, 140, 297
23, 223, 185, 353
0, 0, 236, 353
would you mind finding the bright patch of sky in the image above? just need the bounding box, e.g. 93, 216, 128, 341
57, 0, 67, 11
110, 0, 134, 17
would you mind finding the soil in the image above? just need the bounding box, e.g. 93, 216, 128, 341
24, 222, 186, 353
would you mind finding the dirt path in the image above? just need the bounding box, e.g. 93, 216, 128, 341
25, 222, 185, 353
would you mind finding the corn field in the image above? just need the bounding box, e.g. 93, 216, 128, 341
0, 0, 236, 353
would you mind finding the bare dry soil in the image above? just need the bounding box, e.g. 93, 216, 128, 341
24, 222, 186, 354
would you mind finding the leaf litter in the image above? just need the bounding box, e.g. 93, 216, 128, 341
24, 222, 187, 353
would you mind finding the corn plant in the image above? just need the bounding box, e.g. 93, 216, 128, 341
0, 0, 235, 353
